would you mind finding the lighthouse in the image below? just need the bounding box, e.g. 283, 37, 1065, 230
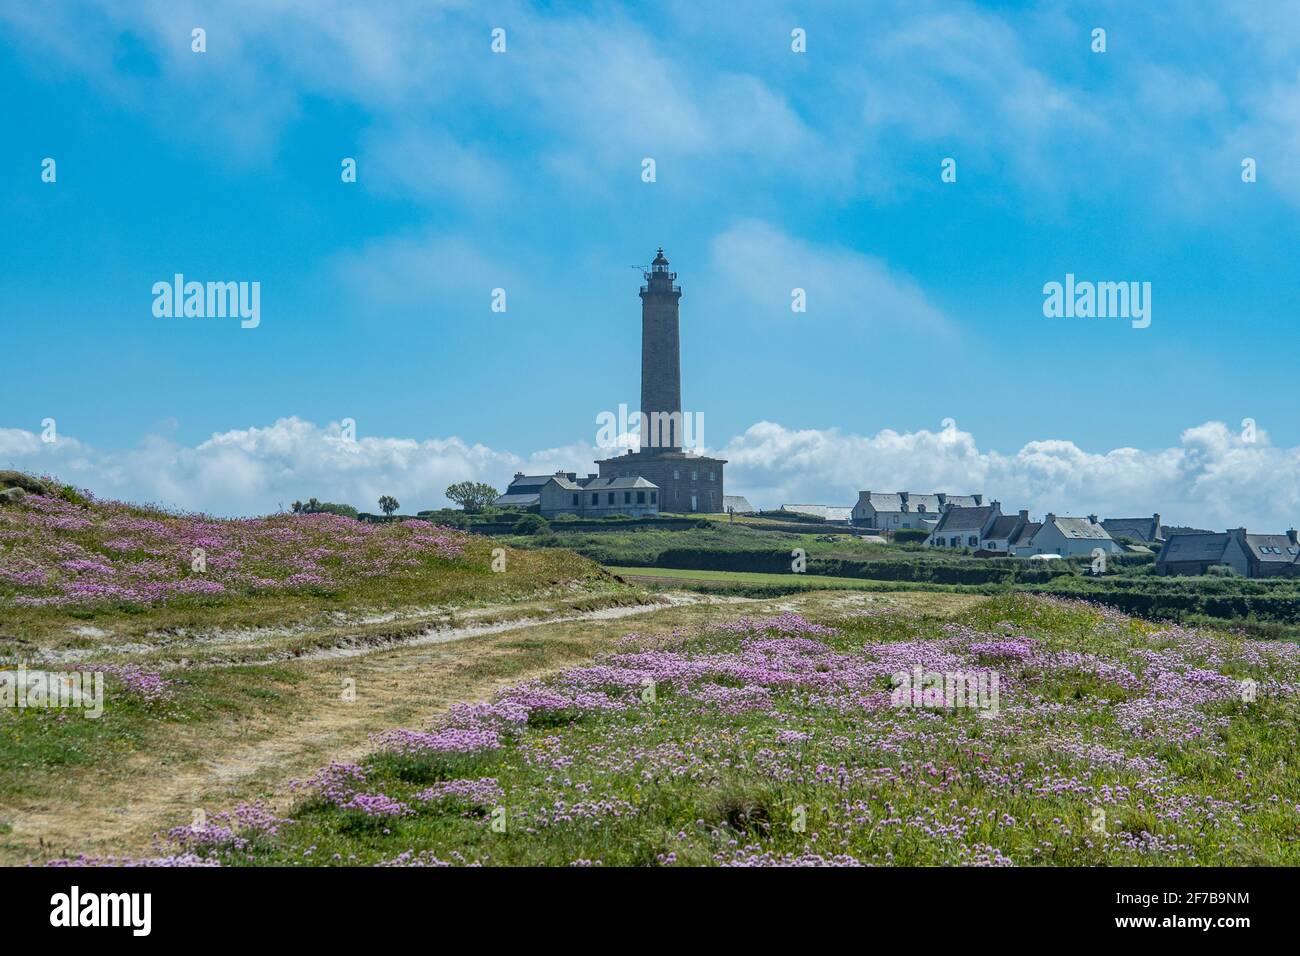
595, 248, 727, 513
639, 248, 682, 450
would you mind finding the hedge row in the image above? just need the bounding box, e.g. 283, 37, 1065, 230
626, 548, 1081, 586
1026, 582, 1300, 623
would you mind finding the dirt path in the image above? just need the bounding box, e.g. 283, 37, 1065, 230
3, 588, 980, 863
1, 592, 756, 863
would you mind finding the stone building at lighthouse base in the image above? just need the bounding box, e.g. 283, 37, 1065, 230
595, 447, 726, 515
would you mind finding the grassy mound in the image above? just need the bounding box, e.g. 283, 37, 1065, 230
0, 475, 629, 644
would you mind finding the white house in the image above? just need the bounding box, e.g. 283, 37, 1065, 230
852, 491, 982, 530
536, 474, 660, 518
924, 503, 1002, 548
1014, 514, 1122, 558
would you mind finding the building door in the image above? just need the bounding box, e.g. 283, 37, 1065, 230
691, 495, 697, 511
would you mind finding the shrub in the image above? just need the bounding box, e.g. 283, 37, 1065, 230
513, 514, 549, 535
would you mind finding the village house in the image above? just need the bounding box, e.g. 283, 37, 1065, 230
494, 471, 564, 509
852, 491, 983, 530
1157, 529, 1300, 577
979, 510, 1034, 554
723, 495, 756, 515
1101, 514, 1164, 545
1013, 514, 1123, 558
924, 503, 1003, 549
537, 473, 659, 518
496, 470, 660, 518
780, 504, 853, 523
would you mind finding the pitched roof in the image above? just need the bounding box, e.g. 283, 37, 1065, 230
942, 494, 981, 508
577, 476, 658, 490
932, 505, 998, 533
1242, 533, 1300, 563
723, 495, 755, 514
860, 493, 904, 512
1010, 521, 1042, 545
984, 515, 1022, 540
1158, 532, 1232, 563
507, 473, 573, 493
1047, 517, 1114, 540
493, 493, 540, 507
1101, 517, 1161, 542
859, 492, 952, 514
782, 504, 853, 522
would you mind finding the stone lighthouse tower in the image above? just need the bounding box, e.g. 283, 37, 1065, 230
640, 248, 682, 451
595, 248, 727, 513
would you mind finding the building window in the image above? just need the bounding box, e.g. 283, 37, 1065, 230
691, 470, 698, 481
637, 491, 646, 504
673, 469, 679, 480
572, 494, 578, 507
650, 492, 657, 503
968, 535, 978, 547
624, 492, 631, 504
608, 492, 614, 504
591, 493, 598, 505
708, 471, 715, 481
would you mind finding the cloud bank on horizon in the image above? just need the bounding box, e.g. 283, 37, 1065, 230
2, 417, 1295, 533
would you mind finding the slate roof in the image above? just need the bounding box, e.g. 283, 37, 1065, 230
1101, 517, 1161, 542
576, 476, 658, 490
1048, 517, 1114, 540
493, 493, 540, 507
1242, 533, 1300, 564
860, 492, 956, 514
1158, 533, 1232, 563
984, 515, 1022, 540
724, 495, 756, 514
861, 493, 904, 512
942, 495, 981, 509
931, 506, 997, 533
505, 473, 574, 494
782, 504, 853, 522
1010, 521, 1042, 545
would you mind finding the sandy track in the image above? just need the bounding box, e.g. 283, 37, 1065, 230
3, 588, 977, 863
2, 592, 749, 863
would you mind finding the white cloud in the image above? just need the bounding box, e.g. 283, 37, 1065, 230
722, 418, 1300, 530
705, 220, 955, 338
0, 418, 602, 517
4, 416, 1300, 530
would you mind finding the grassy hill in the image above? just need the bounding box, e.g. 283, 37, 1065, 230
0, 473, 632, 648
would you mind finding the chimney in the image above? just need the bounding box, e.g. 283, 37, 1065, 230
587, 474, 597, 480
1088, 514, 1098, 524
1019, 509, 1029, 520
973, 494, 983, 505
1046, 513, 1056, 522
1289, 529, 1298, 545
514, 471, 524, 479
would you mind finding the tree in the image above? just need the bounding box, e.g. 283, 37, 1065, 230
378, 495, 400, 517
445, 481, 500, 513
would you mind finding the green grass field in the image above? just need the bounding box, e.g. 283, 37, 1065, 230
105, 592, 1300, 867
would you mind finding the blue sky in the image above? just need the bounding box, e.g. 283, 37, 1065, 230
3, 1, 1300, 526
